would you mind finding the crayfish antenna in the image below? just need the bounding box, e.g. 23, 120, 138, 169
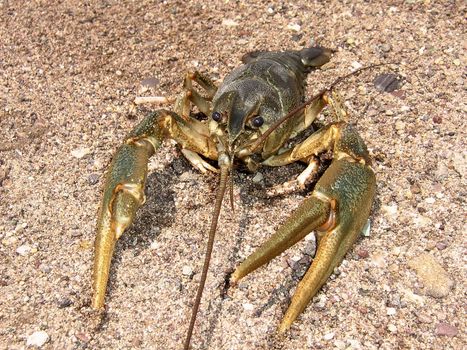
229, 164, 235, 215
183, 165, 230, 350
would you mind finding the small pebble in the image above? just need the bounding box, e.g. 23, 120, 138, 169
435, 322, 458, 337
451, 153, 466, 176
252, 172, 264, 183
15, 222, 28, 232
287, 23, 301, 32
408, 253, 453, 298
39, 264, 52, 273
432, 116, 442, 124
182, 266, 193, 276
382, 204, 398, 217
381, 43, 391, 52
27, 331, 49, 347
402, 289, 425, 306
395, 121, 405, 131
87, 173, 99, 185
222, 19, 239, 27
347, 339, 361, 349
386, 307, 397, 316
291, 33, 303, 42
140, 77, 159, 89
351, 61, 363, 70
374, 73, 402, 92
2, 236, 17, 246
361, 220, 371, 237
57, 297, 72, 308
150, 241, 160, 250
323, 332, 335, 340
410, 184, 421, 194
417, 313, 432, 324
71, 148, 90, 159
357, 249, 369, 259
392, 246, 401, 256
387, 324, 397, 333
242, 303, 254, 311
334, 340, 346, 349
371, 252, 386, 268
346, 37, 356, 46
315, 295, 327, 309
436, 242, 447, 250
16, 244, 32, 256
75, 332, 91, 343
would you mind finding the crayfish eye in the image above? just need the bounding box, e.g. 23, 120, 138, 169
212, 111, 222, 122
251, 116, 264, 128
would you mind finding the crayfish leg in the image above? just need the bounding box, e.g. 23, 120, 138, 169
175, 71, 218, 119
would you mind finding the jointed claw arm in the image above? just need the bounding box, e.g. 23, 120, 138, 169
231, 98, 376, 333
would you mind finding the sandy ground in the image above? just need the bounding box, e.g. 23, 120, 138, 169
0, 1, 465, 349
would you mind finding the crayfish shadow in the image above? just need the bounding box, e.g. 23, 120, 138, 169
201, 211, 253, 349
106, 166, 177, 294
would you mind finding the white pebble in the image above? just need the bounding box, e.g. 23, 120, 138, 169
27, 331, 49, 347
361, 220, 371, 237
395, 120, 405, 130
351, 61, 363, 70
16, 244, 31, 256
387, 307, 397, 316
252, 172, 264, 183
287, 23, 301, 32
71, 147, 90, 159
425, 197, 436, 204
242, 303, 254, 311
15, 222, 28, 232
323, 332, 335, 340
2, 236, 17, 246
182, 266, 193, 276
222, 19, 239, 26
334, 340, 346, 349
382, 204, 398, 217
388, 324, 397, 333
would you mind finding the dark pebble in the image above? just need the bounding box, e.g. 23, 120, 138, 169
374, 73, 402, 92
88, 173, 99, 185
57, 297, 73, 308
140, 77, 159, 89
291, 33, 303, 42
432, 116, 442, 124
357, 249, 369, 259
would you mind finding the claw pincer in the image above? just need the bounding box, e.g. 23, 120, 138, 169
231, 124, 376, 332
92, 113, 163, 309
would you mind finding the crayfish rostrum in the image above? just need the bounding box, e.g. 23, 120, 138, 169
91, 47, 376, 349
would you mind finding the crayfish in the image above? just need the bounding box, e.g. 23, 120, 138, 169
91, 47, 376, 349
